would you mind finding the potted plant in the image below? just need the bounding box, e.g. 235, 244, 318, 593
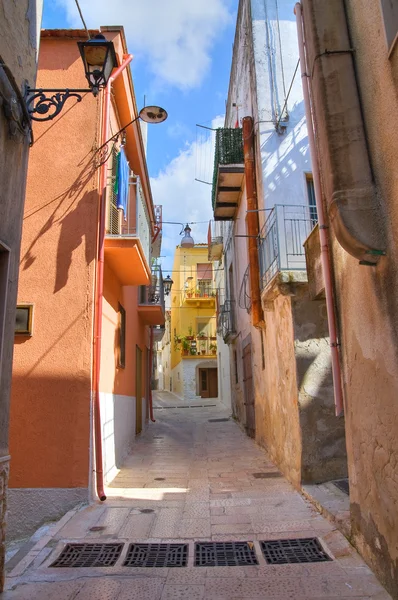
186, 326, 195, 341
200, 341, 207, 355
210, 335, 217, 341
181, 337, 190, 356
173, 334, 182, 351
197, 331, 208, 340
210, 342, 217, 355
195, 288, 201, 298
186, 288, 193, 299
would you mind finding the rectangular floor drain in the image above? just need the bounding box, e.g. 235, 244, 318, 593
124, 543, 188, 567
208, 418, 230, 423
50, 543, 123, 568
332, 478, 350, 495
260, 538, 331, 564
195, 542, 258, 566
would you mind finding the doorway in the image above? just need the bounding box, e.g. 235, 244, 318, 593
242, 336, 255, 438
199, 368, 218, 398
136, 346, 142, 434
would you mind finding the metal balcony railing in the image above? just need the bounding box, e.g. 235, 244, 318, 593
217, 300, 236, 341
238, 265, 252, 313
184, 282, 217, 301
258, 204, 318, 291
106, 175, 151, 268
212, 128, 244, 209
139, 266, 165, 312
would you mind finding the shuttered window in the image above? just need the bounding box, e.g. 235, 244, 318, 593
197, 263, 212, 280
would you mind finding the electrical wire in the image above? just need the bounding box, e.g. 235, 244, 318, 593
74, 0, 91, 39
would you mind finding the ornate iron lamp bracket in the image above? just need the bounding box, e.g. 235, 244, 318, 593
25, 88, 93, 122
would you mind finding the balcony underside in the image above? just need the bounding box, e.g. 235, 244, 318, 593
213, 165, 244, 221
208, 238, 223, 261
184, 297, 216, 307
104, 237, 151, 286
138, 305, 165, 326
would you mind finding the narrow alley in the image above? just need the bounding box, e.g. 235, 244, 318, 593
4, 392, 391, 599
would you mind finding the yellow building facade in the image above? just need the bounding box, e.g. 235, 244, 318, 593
170, 244, 218, 400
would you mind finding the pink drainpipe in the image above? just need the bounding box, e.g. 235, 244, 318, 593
294, 3, 344, 417
93, 53, 134, 502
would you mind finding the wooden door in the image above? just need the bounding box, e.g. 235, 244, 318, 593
209, 369, 218, 398
136, 346, 143, 434
242, 338, 255, 438
199, 369, 209, 398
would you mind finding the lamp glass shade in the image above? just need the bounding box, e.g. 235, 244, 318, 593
163, 275, 174, 296
77, 34, 117, 93
181, 224, 194, 248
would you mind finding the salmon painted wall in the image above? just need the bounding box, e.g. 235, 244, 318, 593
9, 35, 100, 489
101, 264, 148, 397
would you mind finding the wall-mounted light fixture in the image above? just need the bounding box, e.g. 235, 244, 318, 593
25, 34, 118, 122
163, 275, 174, 296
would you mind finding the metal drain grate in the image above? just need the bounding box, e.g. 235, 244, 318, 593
195, 542, 258, 567
50, 543, 123, 568
332, 478, 349, 495
252, 472, 282, 479
260, 538, 331, 564
124, 543, 188, 567
208, 418, 230, 423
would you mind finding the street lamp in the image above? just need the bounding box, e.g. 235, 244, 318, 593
163, 275, 174, 296
26, 34, 118, 122
181, 224, 195, 248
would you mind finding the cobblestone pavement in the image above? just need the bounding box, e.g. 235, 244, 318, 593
4, 392, 391, 599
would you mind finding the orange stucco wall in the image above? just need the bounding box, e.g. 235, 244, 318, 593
101, 264, 149, 398
9, 35, 100, 489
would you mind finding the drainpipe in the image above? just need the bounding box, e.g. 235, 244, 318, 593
148, 327, 156, 422
297, 0, 385, 264
92, 53, 134, 502
294, 4, 344, 417
242, 116, 264, 328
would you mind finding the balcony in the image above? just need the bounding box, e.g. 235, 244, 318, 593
208, 220, 223, 261
258, 204, 318, 292
212, 128, 245, 221
176, 334, 218, 358
105, 176, 152, 286
217, 300, 237, 343
183, 282, 216, 306
138, 266, 165, 326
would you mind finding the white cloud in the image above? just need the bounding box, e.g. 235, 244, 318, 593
150, 115, 224, 273
57, 0, 232, 89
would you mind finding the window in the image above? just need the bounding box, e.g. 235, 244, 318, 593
380, 0, 398, 52
0, 243, 10, 366
15, 304, 34, 336
118, 303, 126, 368
260, 330, 265, 371
234, 349, 239, 384
306, 173, 318, 227
197, 263, 212, 280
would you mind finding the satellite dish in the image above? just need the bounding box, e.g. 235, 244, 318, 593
139, 106, 168, 124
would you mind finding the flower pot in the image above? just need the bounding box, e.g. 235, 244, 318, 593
201, 350, 206, 355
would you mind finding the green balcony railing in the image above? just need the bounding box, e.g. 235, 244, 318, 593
212, 128, 244, 209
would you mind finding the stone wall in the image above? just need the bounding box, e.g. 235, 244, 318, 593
0, 0, 43, 588
292, 289, 347, 483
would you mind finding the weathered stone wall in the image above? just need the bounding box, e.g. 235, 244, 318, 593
257, 290, 302, 487
292, 289, 347, 483
334, 2, 398, 596
0, 0, 43, 588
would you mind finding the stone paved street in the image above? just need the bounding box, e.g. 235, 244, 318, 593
4, 392, 391, 599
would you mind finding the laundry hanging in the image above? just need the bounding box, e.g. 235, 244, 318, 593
115, 148, 129, 217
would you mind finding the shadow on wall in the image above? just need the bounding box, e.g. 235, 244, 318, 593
259, 101, 309, 204
296, 344, 348, 484
21, 153, 98, 293
9, 373, 91, 489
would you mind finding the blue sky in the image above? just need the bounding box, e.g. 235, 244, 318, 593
42, 1, 237, 268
